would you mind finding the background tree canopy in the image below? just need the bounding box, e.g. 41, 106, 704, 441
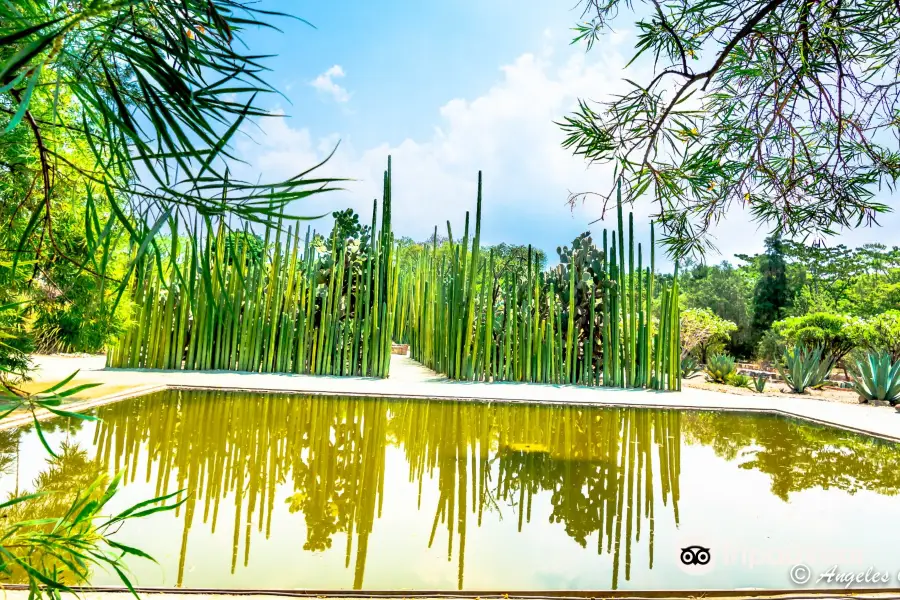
559, 0, 900, 258
679, 239, 899, 362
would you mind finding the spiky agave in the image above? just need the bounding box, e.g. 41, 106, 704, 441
853, 352, 900, 404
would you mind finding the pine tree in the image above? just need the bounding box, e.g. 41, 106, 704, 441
752, 233, 790, 343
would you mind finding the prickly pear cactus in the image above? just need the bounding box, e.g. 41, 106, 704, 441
545, 232, 609, 362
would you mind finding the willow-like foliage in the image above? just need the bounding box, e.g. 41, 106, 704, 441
107, 160, 398, 377
403, 177, 681, 389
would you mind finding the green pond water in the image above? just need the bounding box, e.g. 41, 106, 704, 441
3, 390, 900, 591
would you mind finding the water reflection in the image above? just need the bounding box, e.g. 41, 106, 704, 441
89, 391, 680, 589
3, 391, 899, 590
681, 411, 900, 499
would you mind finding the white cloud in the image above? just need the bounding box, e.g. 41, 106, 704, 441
239, 33, 898, 268
310, 65, 351, 103
240, 40, 640, 253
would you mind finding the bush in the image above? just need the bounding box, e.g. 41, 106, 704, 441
753, 375, 767, 393
756, 328, 785, 365
772, 312, 865, 364
852, 352, 900, 404
729, 373, 753, 389
681, 308, 738, 362
777, 345, 834, 393
705, 353, 736, 384
0, 300, 33, 381
860, 310, 900, 362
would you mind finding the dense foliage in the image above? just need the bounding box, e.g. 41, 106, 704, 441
1, 0, 342, 362
559, 0, 900, 257
680, 308, 737, 362
679, 241, 900, 363
402, 181, 682, 389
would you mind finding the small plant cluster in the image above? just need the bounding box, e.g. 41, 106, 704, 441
705, 345, 836, 394
705, 344, 900, 403
703, 353, 768, 392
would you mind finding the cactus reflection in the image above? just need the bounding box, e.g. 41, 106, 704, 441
91, 390, 681, 589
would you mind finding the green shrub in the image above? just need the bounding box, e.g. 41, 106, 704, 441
860, 310, 900, 362
0, 300, 32, 381
772, 313, 865, 364
728, 373, 753, 389
681, 308, 738, 362
706, 353, 736, 384
777, 345, 834, 393
852, 352, 900, 404
756, 328, 785, 365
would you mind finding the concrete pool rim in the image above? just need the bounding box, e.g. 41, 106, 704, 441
2, 584, 900, 598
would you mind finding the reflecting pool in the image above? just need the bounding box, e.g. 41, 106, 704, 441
3, 390, 899, 591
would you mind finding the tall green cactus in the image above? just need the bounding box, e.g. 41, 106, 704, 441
108, 158, 398, 378
404, 173, 681, 391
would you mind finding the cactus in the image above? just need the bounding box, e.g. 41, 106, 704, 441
753, 375, 768, 393
681, 355, 702, 378
546, 232, 608, 377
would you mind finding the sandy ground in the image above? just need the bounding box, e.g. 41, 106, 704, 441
683, 375, 867, 405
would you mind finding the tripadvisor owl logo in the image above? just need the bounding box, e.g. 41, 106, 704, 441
681, 546, 711, 566
673, 536, 715, 576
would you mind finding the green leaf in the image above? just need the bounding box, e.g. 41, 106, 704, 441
4, 63, 41, 134
31, 414, 57, 458
38, 370, 81, 394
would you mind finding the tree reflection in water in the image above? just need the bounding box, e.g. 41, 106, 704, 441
6, 390, 899, 590
88, 390, 680, 589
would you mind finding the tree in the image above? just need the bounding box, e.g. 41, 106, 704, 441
861, 310, 900, 361
1, 1, 337, 594
0, 92, 135, 354
680, 308, 738, 362
679, 260, 755, 356
558, 0, 900, 257
751, 233, 790, 343
778, 242, 900, 316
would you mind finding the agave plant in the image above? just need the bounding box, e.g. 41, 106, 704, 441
853, 352, 900, 404
753, 375, 768, 393
681, 355, 702, 378
777, 345, 834, 394
705, 353, 736, 384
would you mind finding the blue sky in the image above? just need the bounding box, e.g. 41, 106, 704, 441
232, 0, 899, 270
